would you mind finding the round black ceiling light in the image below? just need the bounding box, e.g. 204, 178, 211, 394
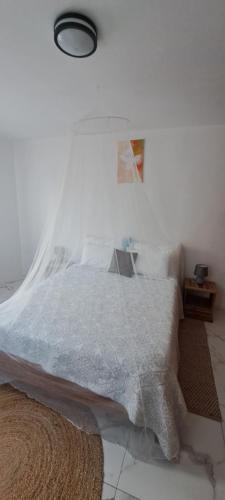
54, 12, 97, 58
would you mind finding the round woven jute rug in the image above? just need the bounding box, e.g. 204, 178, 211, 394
0, 385, 103, 500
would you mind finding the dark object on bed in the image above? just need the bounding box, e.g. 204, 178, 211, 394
109, 249, 138, 277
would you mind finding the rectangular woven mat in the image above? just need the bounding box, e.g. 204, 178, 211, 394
178, 318, 222, 422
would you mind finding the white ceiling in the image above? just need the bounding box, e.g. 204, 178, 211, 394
0, 0, 225, 138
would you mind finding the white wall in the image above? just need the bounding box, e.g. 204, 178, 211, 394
0, 138, 22, 283
14, 125, 225, 308
14, 136, 70, 273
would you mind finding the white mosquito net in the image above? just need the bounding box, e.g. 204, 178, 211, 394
0, 120, 186, 462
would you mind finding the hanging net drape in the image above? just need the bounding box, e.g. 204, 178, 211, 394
0, 130, 186, 462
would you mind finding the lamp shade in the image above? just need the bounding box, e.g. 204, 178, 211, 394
194, 264, 208, 285
54, 13, 97, 58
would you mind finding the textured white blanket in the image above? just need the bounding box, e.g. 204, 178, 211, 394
0, 265, 186, 459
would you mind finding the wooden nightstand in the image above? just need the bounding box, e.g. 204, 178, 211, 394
183, 278, 217, 322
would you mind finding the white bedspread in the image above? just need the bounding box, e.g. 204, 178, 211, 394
0, 265, 186, 460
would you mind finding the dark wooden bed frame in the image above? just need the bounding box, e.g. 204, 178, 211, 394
0, 351, 127, 419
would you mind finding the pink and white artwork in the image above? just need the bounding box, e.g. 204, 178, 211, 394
117, 139, 144, 183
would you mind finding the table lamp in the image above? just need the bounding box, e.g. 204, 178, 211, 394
194, 264, 208, 285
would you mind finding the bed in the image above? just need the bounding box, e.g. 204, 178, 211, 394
0, 264, 186, 461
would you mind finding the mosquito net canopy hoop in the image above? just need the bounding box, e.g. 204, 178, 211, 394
73, 115, 131, 135
0, 120, 185, 462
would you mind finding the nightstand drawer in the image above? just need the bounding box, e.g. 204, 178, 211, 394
183, 278, 217, 322
184, 303, 213, 322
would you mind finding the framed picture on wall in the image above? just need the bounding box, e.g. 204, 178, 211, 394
117, 139, 144, 183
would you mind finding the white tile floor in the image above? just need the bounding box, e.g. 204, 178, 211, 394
0, 286, 225, 500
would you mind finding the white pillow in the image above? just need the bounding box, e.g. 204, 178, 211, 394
80, 237, 113, 270
132, 243, 170, 278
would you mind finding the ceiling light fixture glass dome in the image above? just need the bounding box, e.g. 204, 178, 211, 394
54, 12, 98, 58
